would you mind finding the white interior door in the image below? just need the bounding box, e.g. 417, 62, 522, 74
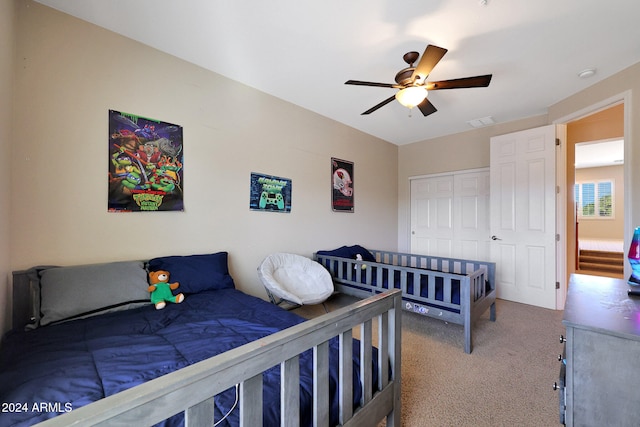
410, 169, 489, 260
490, 125, 557, 309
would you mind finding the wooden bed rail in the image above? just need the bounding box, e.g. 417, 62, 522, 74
314, 250, 496, 354
369, 249, 496, 289
33, 290, 402, 427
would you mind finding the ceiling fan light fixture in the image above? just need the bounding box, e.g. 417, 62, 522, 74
395, 86, 427, 108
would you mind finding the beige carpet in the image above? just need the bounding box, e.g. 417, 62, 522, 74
295, 294, 565, 427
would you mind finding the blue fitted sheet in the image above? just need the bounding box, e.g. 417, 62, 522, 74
0, 289, 374, 427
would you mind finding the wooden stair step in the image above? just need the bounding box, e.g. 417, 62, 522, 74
579, 262, 624, 273
579, 255, 624, 265
579, 250, 624, 260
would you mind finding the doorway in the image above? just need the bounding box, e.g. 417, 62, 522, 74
574, 139, 624, 278
564, 102, 626, 280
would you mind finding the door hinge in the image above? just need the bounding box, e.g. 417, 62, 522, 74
556, 234, 560, 242
556, 138, 561, 146
556, 281, 560, 289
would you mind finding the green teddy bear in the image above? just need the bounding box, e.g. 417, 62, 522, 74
148, 270, 185, 310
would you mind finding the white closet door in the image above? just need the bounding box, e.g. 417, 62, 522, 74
410, 169, 489, 260
410, 174, 454, 257
453, 170, 491, 261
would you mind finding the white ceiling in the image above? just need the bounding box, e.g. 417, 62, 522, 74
575, 139, 624, 169
34, 0, 640, 145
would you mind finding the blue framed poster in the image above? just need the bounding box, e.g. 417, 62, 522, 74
108, 110, 183, 212
250, 172, 292, 213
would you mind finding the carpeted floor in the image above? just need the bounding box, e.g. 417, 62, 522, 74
294, 293, 566, 427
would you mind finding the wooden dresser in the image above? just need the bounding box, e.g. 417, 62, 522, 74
560, 274, 640, 426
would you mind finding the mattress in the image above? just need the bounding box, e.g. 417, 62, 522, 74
0, 288, 373, 427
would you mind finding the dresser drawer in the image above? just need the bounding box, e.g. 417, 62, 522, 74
558, 361, 566, 425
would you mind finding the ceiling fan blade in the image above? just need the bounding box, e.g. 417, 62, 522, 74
345, 80, 397, 88
417, 98, 438, 117
427, 74, 492, 90
412, 45, 448, 82
362, 95, 396, 115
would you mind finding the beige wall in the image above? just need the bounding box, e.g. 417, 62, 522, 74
0, 0, 15, 334
7, 1, 398, 327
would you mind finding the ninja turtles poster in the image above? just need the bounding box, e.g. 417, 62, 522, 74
108, 110, 183, 212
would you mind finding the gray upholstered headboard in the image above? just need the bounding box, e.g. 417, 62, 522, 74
12, 269, 38, 330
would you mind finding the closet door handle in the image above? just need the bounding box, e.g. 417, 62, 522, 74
491, 235, 502, 241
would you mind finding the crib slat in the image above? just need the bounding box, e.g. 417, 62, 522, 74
443, 278, 452, 304
461, 276, 473, 354
412, 273, 420, 297
378, 312, 389, 390
185, 396, 215, 427
339, 329, 354, 424
360, 320, 373, 405
240, 375, 262, 426
313, 342, 330, 427
428, 274, 436, 301
281, 356, 300, 427
399, 268, 407, 294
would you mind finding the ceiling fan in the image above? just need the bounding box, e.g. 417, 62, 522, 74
345, 44, 492, 116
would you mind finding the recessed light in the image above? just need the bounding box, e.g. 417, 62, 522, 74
578, 68, 596, 79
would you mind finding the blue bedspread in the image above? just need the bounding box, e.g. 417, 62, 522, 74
0, 289, 372, 427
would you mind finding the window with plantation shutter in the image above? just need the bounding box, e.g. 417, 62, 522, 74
575, 180, 614, 218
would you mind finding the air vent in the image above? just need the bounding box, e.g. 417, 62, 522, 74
467, 116, 495, 128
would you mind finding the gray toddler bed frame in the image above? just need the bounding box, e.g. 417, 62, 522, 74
11, 270, 402, 427
314, 249, 496, 354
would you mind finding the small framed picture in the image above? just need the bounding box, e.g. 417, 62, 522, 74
250, 172, 292, 213
331, 158, 354, 212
